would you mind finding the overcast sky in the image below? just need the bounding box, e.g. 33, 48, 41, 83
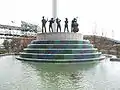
0, 0, 120, 40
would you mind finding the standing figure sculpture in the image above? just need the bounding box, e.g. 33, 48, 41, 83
41, 16, 48, 33
71, 18, 79, 33
56, 18, 61, 32
64, 18, 69, 32
49, 18, 55, 32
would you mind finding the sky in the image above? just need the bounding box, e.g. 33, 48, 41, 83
0, 0, 120, 40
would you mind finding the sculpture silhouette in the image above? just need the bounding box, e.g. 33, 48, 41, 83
64, 18, 69, 32
41, 16, 48, 33
71, 18, 79, 33
49, 18, 55, 32
56, 18, 61, 32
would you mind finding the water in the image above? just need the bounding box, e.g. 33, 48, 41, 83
0, 55, 120, 90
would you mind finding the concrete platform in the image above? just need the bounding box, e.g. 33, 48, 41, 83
16, 56, 105, 63
37, 32, 83, 40
16, 32, 103, 63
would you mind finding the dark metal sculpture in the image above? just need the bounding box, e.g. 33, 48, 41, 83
64, 18, 69, 32
56, 18, 61, 32
41, 16, 48, 33
49, 18, 55, 32
41, 16, 79, 33
71, 18, 79, 33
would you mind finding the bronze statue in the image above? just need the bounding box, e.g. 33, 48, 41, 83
41, 16, 48, 33
71, 18, 79, 33
64, 18, 69, 32
41, 16, 79, 33
56, 18, 61, 32
49, 18, 55, 32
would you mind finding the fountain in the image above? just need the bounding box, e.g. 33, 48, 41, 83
16, 0, 104, 62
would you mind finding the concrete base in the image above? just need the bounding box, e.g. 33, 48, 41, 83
37, 32, 83, 41
16, 56, 105, 63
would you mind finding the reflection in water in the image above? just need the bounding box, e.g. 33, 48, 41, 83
23, 61, 98, 90
1, 56, 120, 90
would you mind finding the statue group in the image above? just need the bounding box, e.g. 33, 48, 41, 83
41, 16, 79, 33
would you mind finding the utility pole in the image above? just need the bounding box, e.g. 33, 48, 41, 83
112, 29, 114, 38
112, 29, 114, 45
93, 22, 97, 45
52, 0, 57, 32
